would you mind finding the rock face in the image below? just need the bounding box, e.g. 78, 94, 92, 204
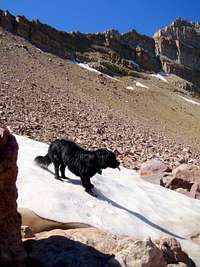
1, 10, 200, 88
154, 18, 200, 87
23, 227, 196, 267
162, 164, 200, 199
0, 10, 161, 75
0, 128, 26, 266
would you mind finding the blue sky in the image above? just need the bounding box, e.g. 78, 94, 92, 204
1, 1, 200, 36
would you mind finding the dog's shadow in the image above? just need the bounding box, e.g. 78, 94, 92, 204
93, 188, 185, 240
62, 177, 82, 185
41, 167, 82, 186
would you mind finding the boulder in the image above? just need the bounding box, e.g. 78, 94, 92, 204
0, 127, 26, 267
157, 238, 196, 267
139, 158, 168, 183
164, 164, 200, 199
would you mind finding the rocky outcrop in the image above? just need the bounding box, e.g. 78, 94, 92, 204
161, 164, 200, 199
0, 128, 26, 267
157, 238, 196, 267
139, 158, 168, 177
22, 227, 196, 267
154, 18, 200, 87
122, 28, 156, 56
0, 10, 161, 75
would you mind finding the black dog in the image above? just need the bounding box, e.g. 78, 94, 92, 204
34, 139, 120, 195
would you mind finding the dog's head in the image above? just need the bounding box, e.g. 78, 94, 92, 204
95, 149, 120, 170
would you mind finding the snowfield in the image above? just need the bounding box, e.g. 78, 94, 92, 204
16, 135, 200, 265
67, 60, 120, 81
179, 95, 200, 106
151, 72, 169, 83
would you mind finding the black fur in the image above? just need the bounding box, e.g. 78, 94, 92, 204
34, 139, 120, 194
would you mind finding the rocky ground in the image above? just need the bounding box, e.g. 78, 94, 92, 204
1, 28, 200, 170
22, 226, 196, 267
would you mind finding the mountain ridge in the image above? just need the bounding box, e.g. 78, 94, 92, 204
1, 9, 199, 88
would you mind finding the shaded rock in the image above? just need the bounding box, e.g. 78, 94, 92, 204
23, 228, 196, 267
157, 238, 196, 267
122, 28, 156, 56
21, 226, 35, 239
16, 15, 31, 39
0, 10, 15, 32
164, 164, 200, 199
24, 227, 165, 267
135, 46, 161, 72
0, 127, 26, 267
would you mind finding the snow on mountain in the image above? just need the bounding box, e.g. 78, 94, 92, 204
16, 135, 200, 265
151, 72, 169, 83
179, 95, 200, 106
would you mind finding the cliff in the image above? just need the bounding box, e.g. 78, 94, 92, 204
0, 10, 161, 75
154, 18, 200, 87
0, 10, 200, 88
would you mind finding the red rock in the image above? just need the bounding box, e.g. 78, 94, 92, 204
0, 127, 26, 266
165, 164, 200, 199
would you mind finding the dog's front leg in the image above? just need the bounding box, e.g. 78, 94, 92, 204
80, 176, 87, 188
80, 177, 97, 197
81, 176, 91, 192
88, 179, 94, 189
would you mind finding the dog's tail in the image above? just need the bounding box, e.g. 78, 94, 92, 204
34, 154, 52, 169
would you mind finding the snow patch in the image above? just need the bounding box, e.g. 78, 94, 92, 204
151, 72, 169, 83
127, 60, 140, 68
136, 82, 149, 89
77, 62, 102, 74
179, 95, 200, 106
67, 60, 120, 82
16, 135, 200, 265
126, 86, 135, 90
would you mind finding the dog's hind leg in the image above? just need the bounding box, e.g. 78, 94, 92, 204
52, 160, 62, 181
60, 162, 67, 179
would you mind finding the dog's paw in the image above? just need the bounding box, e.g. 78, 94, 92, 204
61, 176, 69, 180
97, 169, 102, 175
85, 189, 97, 198
55, 177, 63, 181
90, 183, 94, 189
